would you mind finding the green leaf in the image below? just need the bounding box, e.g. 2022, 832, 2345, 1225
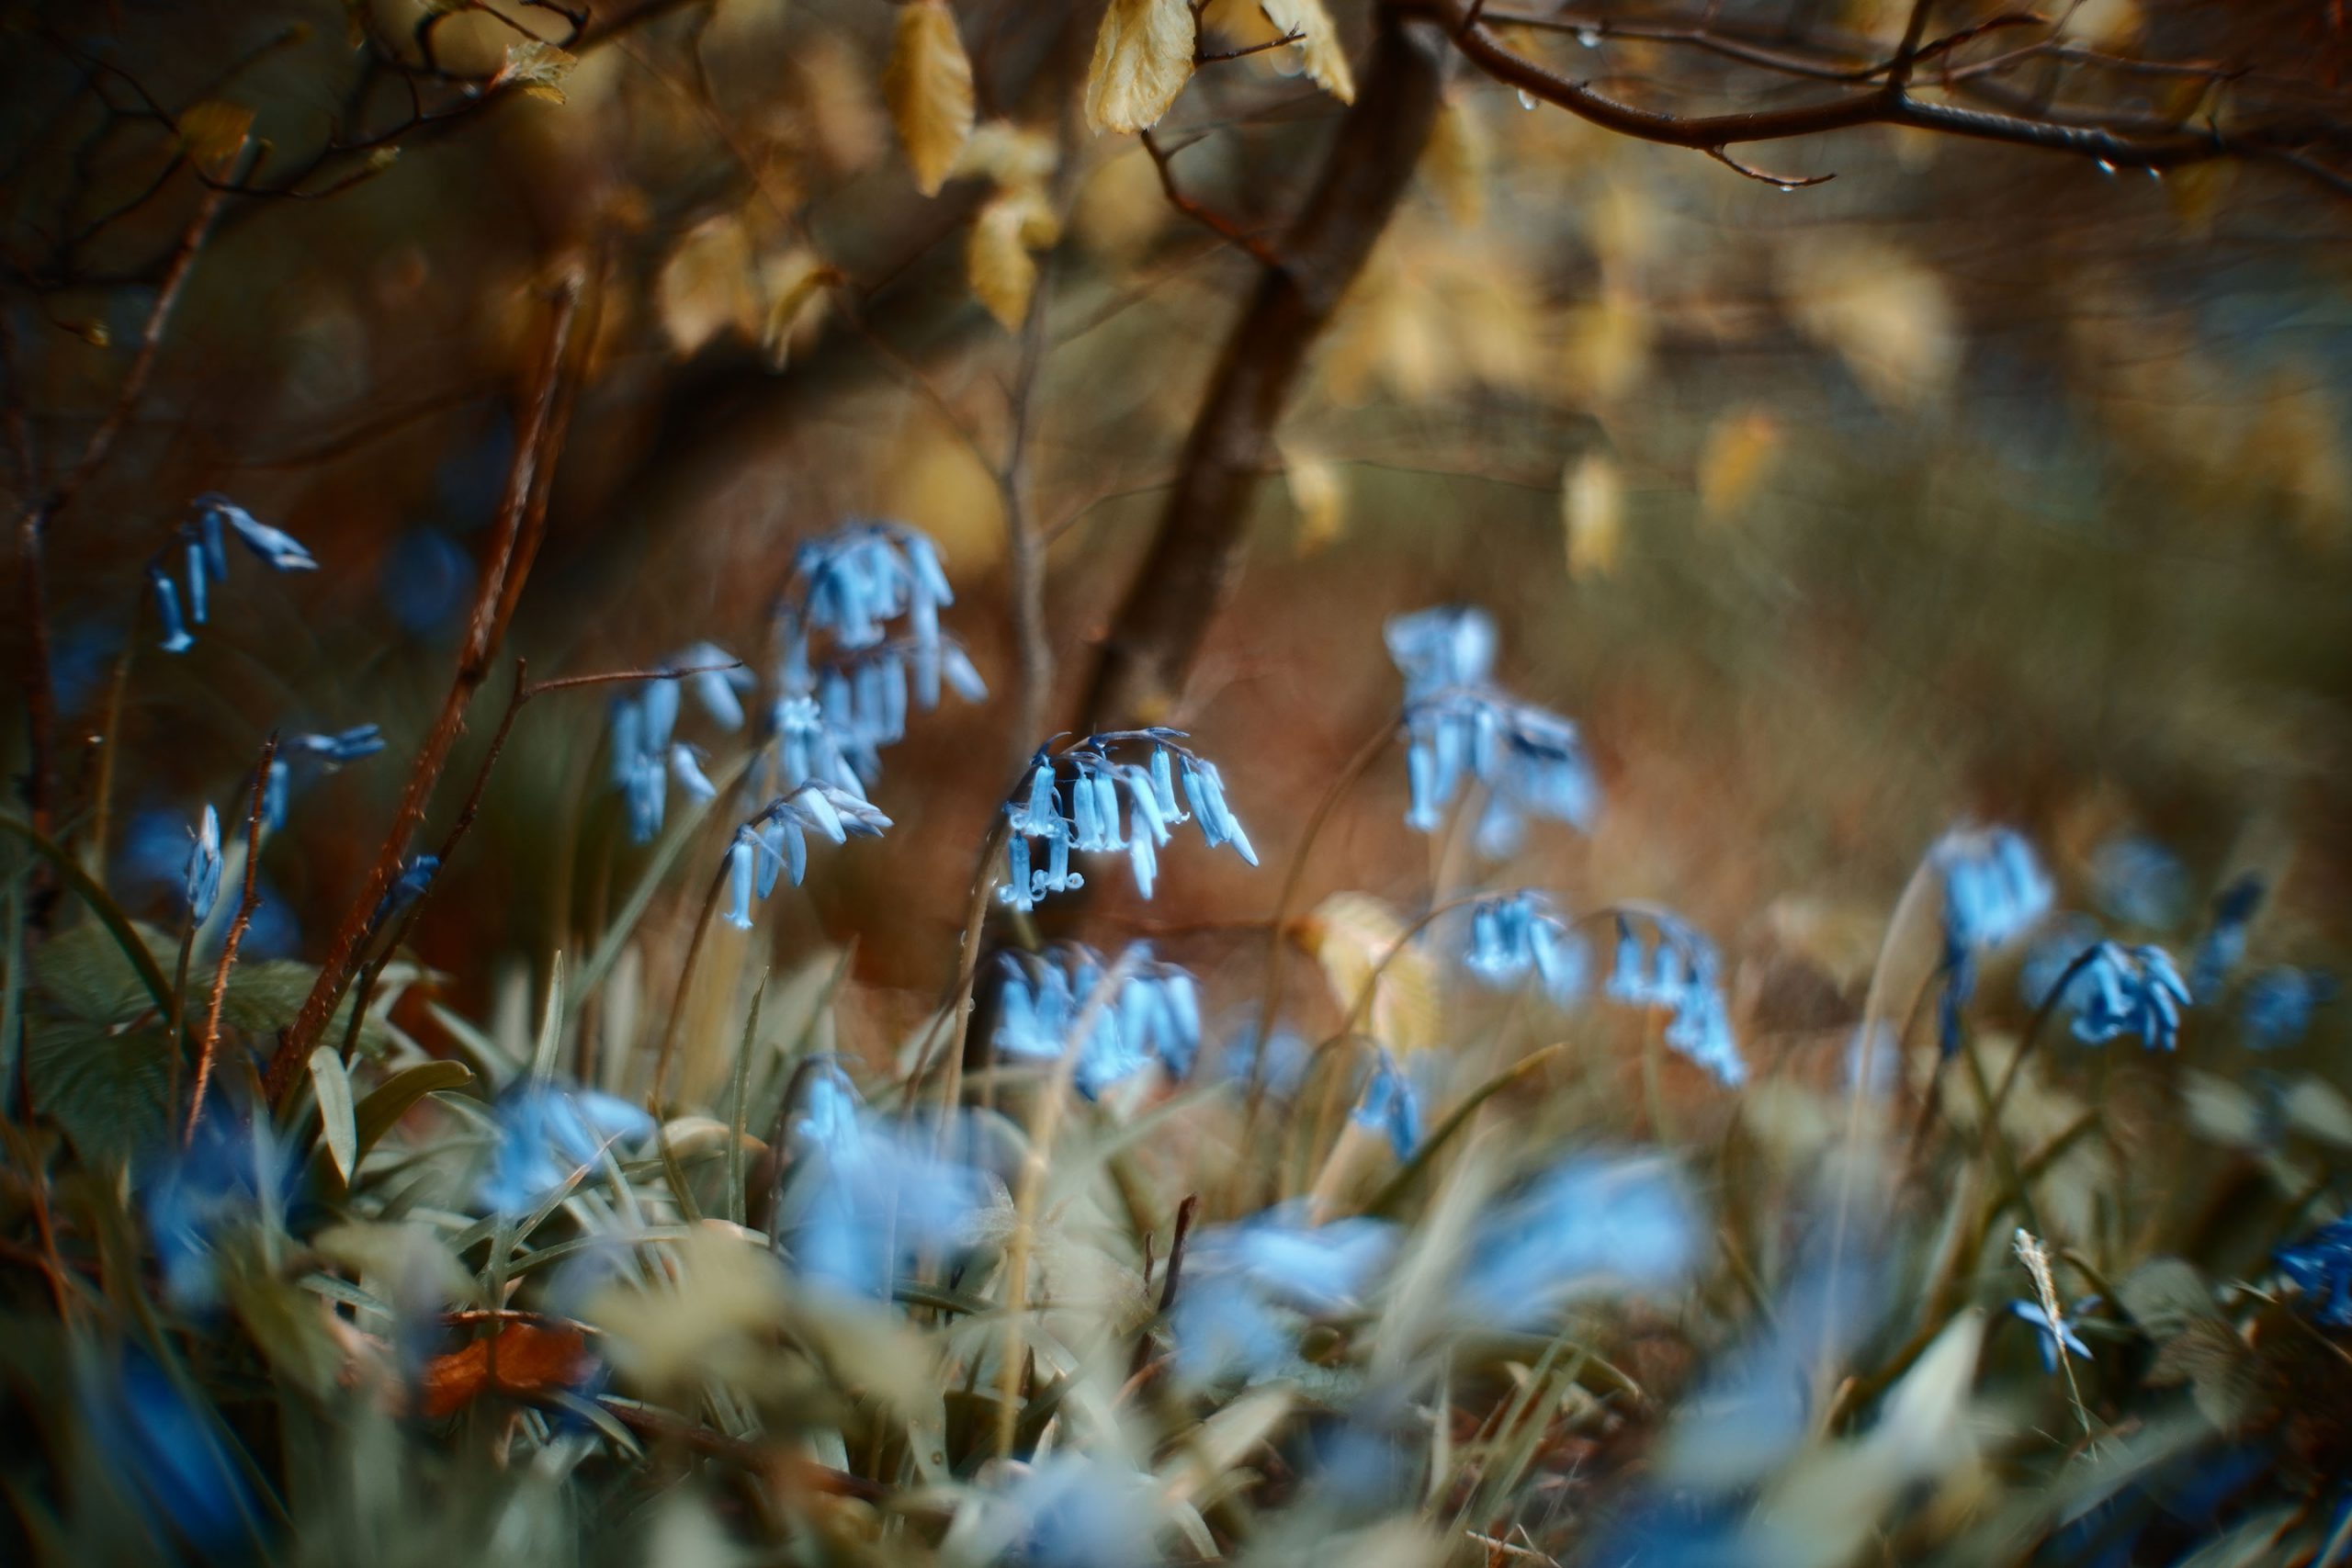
0, 814, 175, 1019
223, 961, 392, 1058
531, 952, 566, 1083
309, 1048, 358, 1180
25, 1016, 172, 1167
33, 919, 175, 1025
352, 1061, 477, 1165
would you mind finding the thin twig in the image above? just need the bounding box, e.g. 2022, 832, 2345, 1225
1139, 129, 1285, 270
187, 733, 277, 1144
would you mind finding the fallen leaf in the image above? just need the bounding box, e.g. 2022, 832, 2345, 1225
421, 1323, 596, 1418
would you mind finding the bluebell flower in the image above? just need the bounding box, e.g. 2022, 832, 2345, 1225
2089, 835, 2188, 929
776, 1060, 995, 1299
477, 1083, 655, 1214
669, 641, 752, 729
993, 1453, 1159, 1568
1604, 910, 1745, 1085
1930, 826, 2054, 1055
998, 732, 1252, 910
1170, 1204, 1396, 1382
1350, 1050, 1421, 1162
81, 1348, 261, 1552
372, 854, 438, 927
2192, 873, 2265, 998
1464, 890, 1591, 1007
202, 493, 317, 571
2066, 942, 2190, 1051
991, 943, 1202, 1099
722, 784, 891, 930
2276, 1216, 2352, 1327
669, 743, 718, 803
183, 805, 222, 921
266, 724, 387, 828
1386, 605, 1600, 851
2007, 1299, 2092, 1373
1455, 1155, 1700, 1326
149, 565, 195, 654
143, 1111, 294, 1312
381, 526, 473, 635
2241, 966, 2331, 1049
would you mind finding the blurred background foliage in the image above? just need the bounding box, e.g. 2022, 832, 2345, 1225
6, 0, 2352, 1563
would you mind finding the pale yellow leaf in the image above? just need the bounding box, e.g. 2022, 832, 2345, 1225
759, 247, 838, 368
1697, 408, 1781, 525
2061, 0, 2140, 45
588, 1225, 787, 1393
1084, 0, 1195, 134
1780, 238, 1958, 411
1422, 93, 1488, 228
967, 186, 1058, 328
656, 214, 759, 355
1562, 451, 1623, 580
492, 39, 577, 104
1299, 892, 1441, 1053
883, 0, 976, 197
177, 100, 254, 174
1561, 286, 1650, 408
956, 119, 1057, 190
1283, 446, 1344, 555
792, 34, 888, 176
1261, 0, 1354, 103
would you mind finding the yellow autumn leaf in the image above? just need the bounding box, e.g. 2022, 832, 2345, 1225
177, 100, 254, 174
656, 213, 759, 356
956, 119, 1057, 191
967, 186, 1058, 329
759, 248, 838, 368
1697, 408, 1781, 525
1283, 446, 1344, 554
1562, 451, 1623, 580
1422, 93, 1487, 228
492, 38, 577, 104
1084, 0, 1195, 135
883, 0, 975, 197
1299, 892, 1441, 1054
1261, 0, 1354, 103
1561, 286, 1650, 408
1780, 237, 1958, 411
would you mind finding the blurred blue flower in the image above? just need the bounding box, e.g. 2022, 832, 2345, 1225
996, 1453, 1158, 1568
721, 784, 891, 929
477, 1084, 654, 1214
1219, 1025, 1312, 1101
2090, 835, 2189, 930
372, 854, 438, 928
1930, 826, 2054, 1055
148, 565, 194, 654
1464, 889, 1590, 1008
2241, 966, 2332, 1049
608, 657, 739, 844
1605, 910, 1744, 1085
1171, 1204, 1395, 1382
999, 732, 1253, 911
2276, 1216, 2352, 1327
1455, 1154, 1700, 1327
2008, 1299, 2092, 1373
1350, 1050, 1421, 1162
380, 526, 473, 635
183, 805, 222, 921
2065, 942, 2190, 1051
991, 943, 1202, 1098
1386, 604, 1600, 852
142, 1111, 294, 1312
81, 1348, 260, 1553
777, 1061, 995, 1299
2192, 873, 2266, 998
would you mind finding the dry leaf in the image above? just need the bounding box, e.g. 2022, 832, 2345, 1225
420, 1323, 596, 1418
1283, 446, 1344, 554
956, 119, 1058, 190
492, 39, 578, 104
177, 100, 254, 174
1698, 408, 1781, 525
1780, 237, 1959, 411
1084, 0, 1195, 134
657, 213, 759, 355
1561, 286, 1650, 408
1422, 94, 1488, 228
1261, 0, 1354, 103
760, 247, 838, 367
1562, 451, 1623, 580
1299, 892, 1441, 1053
883, 0, 976, 197
967, 186, 1059, 328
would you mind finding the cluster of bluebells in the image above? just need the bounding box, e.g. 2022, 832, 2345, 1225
147, 495, 316, 654
264, 725, 385, 829
1350, 1050, 1423, 1163
998, 731, 1254, 912
141, 1112, 293, 1313
608, 650, 754, 842
476, 1083, 656, 1214
721, 784, 891, 930
1385, 605, 1600, 856
990, 943, 1203, 1100
1606, 909, 1745, 1086
2028, 924, 2191, 1051
1931, 826, 2054, 1055
1463, 889, 1590, 1008
2275, 1215, 2352, 1328
777, 1060, 994, 1299
1170, 1205, 1396, 1382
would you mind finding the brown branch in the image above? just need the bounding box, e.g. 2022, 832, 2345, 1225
186, 732, 277, 1144
264, 268, 586, 1101
1083, 12, 1446, 728
1707, 145, 1837, 187
1139, 129, 1285, 271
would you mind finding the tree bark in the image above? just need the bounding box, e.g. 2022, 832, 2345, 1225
1079, 6, 1446, 730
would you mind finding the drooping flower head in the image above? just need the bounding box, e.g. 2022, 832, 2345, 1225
1464, 889, 1591, 1009
183, 805, 222, 921
1350, 1049, 1422, 1163
1604, 908, 1744, 1085
2067, 941, 2191, 1051
990, 942, 1203, 1099
476, 1083, 655, 1214
721, 784, 892, 930
265, 723, 386, 829
998, 730, 1254, 911
1929, 826, 2054, 1055
147, 495, 318, 654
